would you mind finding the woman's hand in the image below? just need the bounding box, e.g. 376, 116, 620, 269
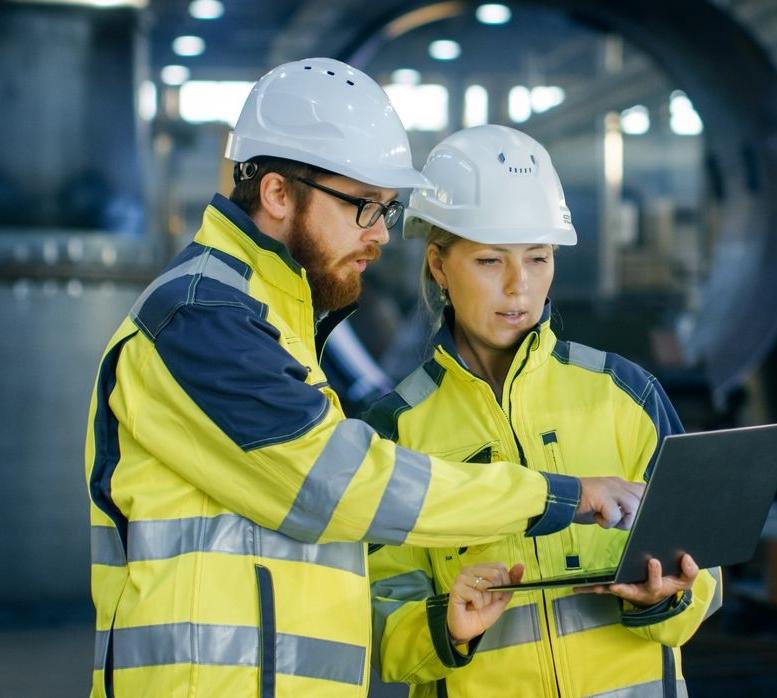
574, 554, 699, 608
447, 563, 525, 644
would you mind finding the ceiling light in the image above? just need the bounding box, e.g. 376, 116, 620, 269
138, 80, 157, 121
475, 4, 511, 25
669, 91, 703, 135
508, 86, 531, 123
530, 85, 565, 113
189, 0, 223, 19
429, 39, 461, 61
464, 85, 488, 127
179, 81, 254, 127
173, 35, 206, 57
620, 105, 650, 135
391, 69, 421, 85
383, 84, 449, 131
160, 65, 191, 86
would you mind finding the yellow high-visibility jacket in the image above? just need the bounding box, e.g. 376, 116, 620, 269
84, 195, 583, 698
365, 307, 722, 698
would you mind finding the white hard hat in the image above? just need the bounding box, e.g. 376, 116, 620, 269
225, 57, 430, 190
403, 125, 576, 245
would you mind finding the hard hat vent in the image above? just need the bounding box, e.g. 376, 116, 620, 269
403, 124, 577, 245
225, 57, 430, 189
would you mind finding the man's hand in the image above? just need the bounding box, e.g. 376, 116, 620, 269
574, 553, 699, 607
447, 563, 524, 644
574, 476, 645, 530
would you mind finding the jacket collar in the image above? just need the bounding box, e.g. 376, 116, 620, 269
433, 299, 555, 380
207, 194, 302, 275
195, 194, 357, 348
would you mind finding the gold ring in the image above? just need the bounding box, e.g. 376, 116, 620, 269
473, 576, 483, 590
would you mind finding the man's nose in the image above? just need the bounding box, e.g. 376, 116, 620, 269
364, 216, 390, 246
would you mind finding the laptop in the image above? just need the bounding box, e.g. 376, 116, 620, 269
491, 423, 777, 591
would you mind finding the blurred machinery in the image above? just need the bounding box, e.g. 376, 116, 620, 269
2, 0, 777, 695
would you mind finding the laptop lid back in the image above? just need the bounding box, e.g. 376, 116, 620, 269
615, 423, 777, 583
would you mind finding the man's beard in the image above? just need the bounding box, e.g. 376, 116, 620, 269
287, 209, 380, 312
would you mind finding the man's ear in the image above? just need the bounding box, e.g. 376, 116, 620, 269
259, 172, 293, 221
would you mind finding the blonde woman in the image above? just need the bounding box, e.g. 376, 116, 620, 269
365, 125, 721, 698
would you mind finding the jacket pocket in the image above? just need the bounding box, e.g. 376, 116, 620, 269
540, 430, 580, 570
255, 565, 276, 698
430, 440, 498, 465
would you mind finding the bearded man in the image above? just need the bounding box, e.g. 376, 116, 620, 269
84, 58, 643, 698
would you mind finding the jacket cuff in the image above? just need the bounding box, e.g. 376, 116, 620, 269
621, 589, 693, 627
426, 594, 483, 668
524, 473, 580, 537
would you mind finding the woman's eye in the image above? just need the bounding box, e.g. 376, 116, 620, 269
476, 258, 499, 265
532, 256, 549, 264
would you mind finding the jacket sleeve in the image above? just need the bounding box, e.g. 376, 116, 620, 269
112, 299, 576, 547
620, 376, 723, 645
621, 567, 722, 646
370, 544, 478, 684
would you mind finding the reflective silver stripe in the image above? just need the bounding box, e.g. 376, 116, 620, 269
276, 633, 365, 686
130, 255, 204, 320
279, 419, 374, 543
479, 604, 541, 652
371, 570, 434, 669
394, 366, 438, 407
553, 594, 620, 636
95, 623, 365, 685
130, 250, 249, 326
92, 515, 364, 575
94, 629, 110, 672
371, 570, 434, 602
567, 342, 606, 373
115, 623, 258, 669
91, 525, 126, 566
704, 567, 723, 620
589, 679, 687, 697
371, 599, 403, 671
365, 445, 431, 545
201, 253, 250, 293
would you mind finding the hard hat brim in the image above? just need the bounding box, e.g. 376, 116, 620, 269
403, 210, 577, 245
225, 136, 433, 190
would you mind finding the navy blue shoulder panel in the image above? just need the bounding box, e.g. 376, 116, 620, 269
89, 333, 137, 550
130, 245, 258, 341
131, 244, 327, 451
362, 359, 445, 441
552, 339, 684, 480
424, 358, 446, 386
362, 391, 410, 442
154, 299, 328, 451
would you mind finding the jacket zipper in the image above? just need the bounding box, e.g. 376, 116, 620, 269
497, 398, 561, 697
438, 336, 562, 696
502, 335, 563, 698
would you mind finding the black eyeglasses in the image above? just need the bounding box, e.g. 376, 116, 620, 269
293, 176, 404, 229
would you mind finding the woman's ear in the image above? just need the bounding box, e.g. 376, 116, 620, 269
258, 172, 292, 221
426, 244, 448, 289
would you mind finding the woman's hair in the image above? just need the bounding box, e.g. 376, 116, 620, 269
419, 225, 462, 332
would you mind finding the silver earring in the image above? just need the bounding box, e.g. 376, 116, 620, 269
439, 286, 449, 304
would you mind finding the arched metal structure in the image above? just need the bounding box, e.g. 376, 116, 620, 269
341, 0, 777, 397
